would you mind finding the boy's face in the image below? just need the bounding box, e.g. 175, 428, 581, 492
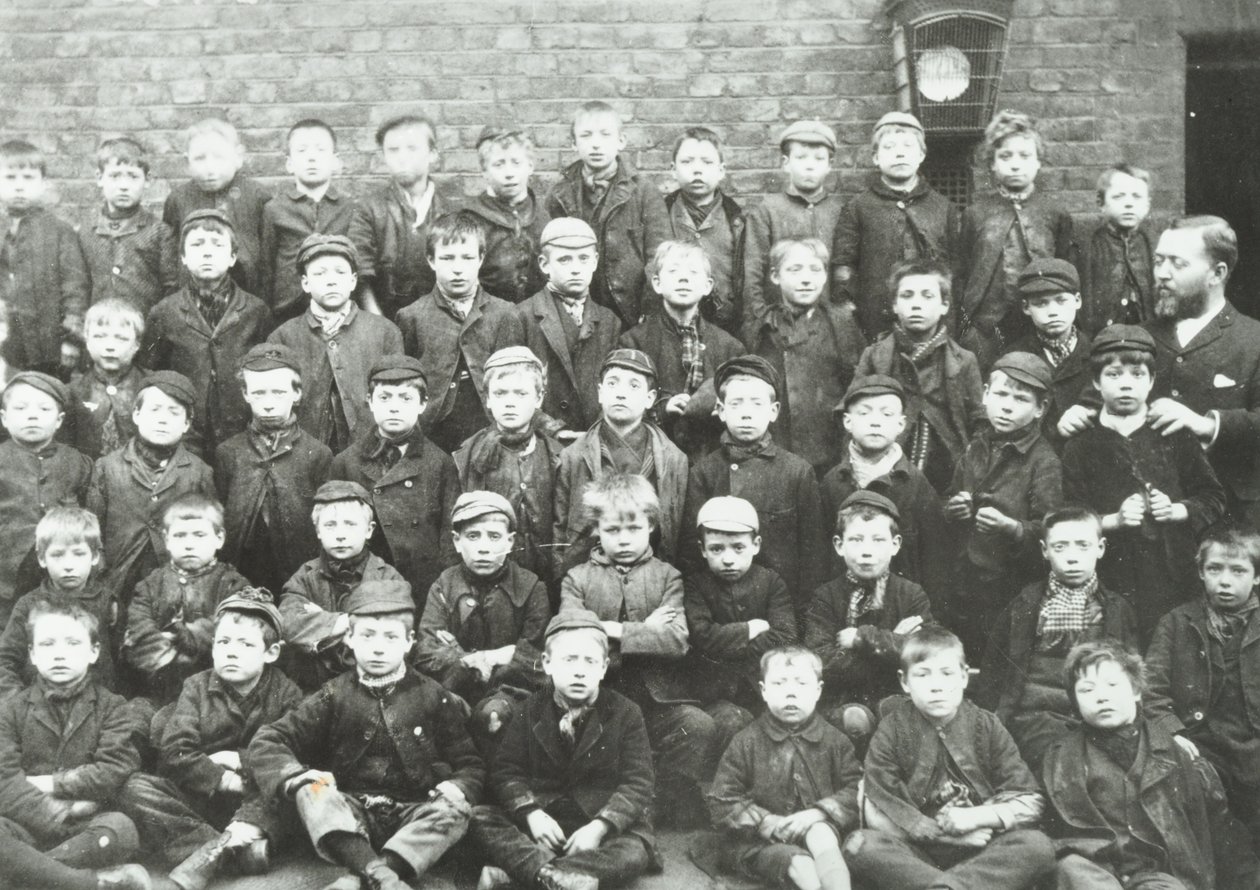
1199, 543, 1260, 612
1100, 171, 1151, 231
186, 133, 242, 194
983, 371, 1045, 434
873, 128, 925, 185
242, 368, 300, 429
428, 234, 483, 301
539, 245, 597, 297
29, 613, 99, 687
381, 123, 436, 188
701, 529, 760, 582
673, 138, 724, 204
543, 629, 608, 705
598, 368, 655, 428
316, 501, 374, 561
716, 376, 779, 442
652, 250, 713, 312
301, 254, 356, 312
991, 133, 1041, 193
85, 321, 140, 375
286, 127, 339, 190
483, 143, 533, 205
182, 226, 236, 283
133, 388, 191, 447
97, 161, 146, 213
893, 274, 948, 335
781, 142, 831, 194
165, 515, 224, 572
900, 648, 968, 724
346, 614, 414, 677
369, 382, 425, 439
453, 514, 515, 577
597, 509, 653, 565
835, 514, 901, 581
1, 383, 64, 448
760, 658, 822, 727
572, 112, 625, 174
39, 539, 100, 592
1022, 291, 1080, 339
0, 163, 46, 212
1094, 360, 1152, 417
1041, 518, 1105, 587
843, 393, 906, 454
771, 244, 826, 308
1074, 660, 1139, 730
213, 613, 279, 690
485, 370, 542, 436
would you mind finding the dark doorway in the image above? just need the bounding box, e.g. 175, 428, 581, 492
1186, 36, 1260, 316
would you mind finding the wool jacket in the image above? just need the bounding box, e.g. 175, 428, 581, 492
464, 189, 550, 305
663, 189, 746, 333
66, 365, 146, 460
259, 184, 357, 317
78, 205, 179, 313
162, 173, 272, 296
1077, 220, 1157, 335
0, 577, 116, 697
1001, 330, 1093, 448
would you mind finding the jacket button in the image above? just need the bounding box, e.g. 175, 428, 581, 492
560, 401, 569, 410
1193, 710, 1204, 721
112, 266, 121, 275
449, 382, 457, 389
731, 464, 739, 471
404, 480, 413, 488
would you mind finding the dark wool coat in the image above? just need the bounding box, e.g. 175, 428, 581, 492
1001, 330, 1093, 448
663, 189, 746, 333
142, 282, 273, 452
0, 577, 116, 697
330, 428, 460, 607
346, 180, 453, 321
1077, 220, 1157, 335
488, 684, 655, 851
546, 154, 670, 327
66, 365, 146, 460
259, 184, 357, 317
247, 667, 485, 803
464, 189, 551, 305
515, 288, 623, 433
79, 205, 179, 313
832, 174, 961, 341
162, 173, 272, 296
0, 207, 90, 374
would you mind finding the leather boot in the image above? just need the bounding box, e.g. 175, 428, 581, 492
167, 832, 230, 890
536, 863, 599, 890
478, 865, 513, 890
229, 837, 270, 875
95, 864, 152, 890
361, 857, 410, 890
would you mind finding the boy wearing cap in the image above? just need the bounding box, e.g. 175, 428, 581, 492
516, 216, 623, 436
553, 348, 689, 574
1078, 164, 1157, 335
546, 101, 669, 328
465, 126, 550, 304
743, 121, 845, 330
330, 354, 460, 606
214, 341, 332, 593
0, 371, 92, 628
250, 582, 483, 890
944, 352, 1063, 661
415, 492, 549, 748
683, 355, 828, 618
396, 210, 523, 453
277, 480, 405, 690
1062, 325, 1225, 639
143, 208, 273, 457
469, 611, 657, 890
833, 112, 960, 342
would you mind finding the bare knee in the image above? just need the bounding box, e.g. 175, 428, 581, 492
787, 854, 821, 890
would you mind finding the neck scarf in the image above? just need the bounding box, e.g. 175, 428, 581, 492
721, 430, 772, 464
407, 180, 436, 231
309, 300, 352, 337
175, 560, 218, 582
676, 318, 706, 394
997, 183, 1036, 205
441, 291, 475, 321
323, 548, 370, 585
893, 322, 948, 366
467, 421, 539, 476
1207, 595, 1259, 644
1039, 573, 1100, 636
547, 286, 586, 327
1086, 719, 1142, 771
846, 569, 889, 625
849, 441, 903, 489
554, 686, 598, 742
133, 436, 177, 471
191, 276, 234, 330
1037, 326, 1078, 368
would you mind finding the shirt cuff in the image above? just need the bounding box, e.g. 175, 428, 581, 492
1205, 410, 1221, 448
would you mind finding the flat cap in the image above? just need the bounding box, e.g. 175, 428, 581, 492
714, 355, 780, 399
369, 354, 427, 386
1017, 258, 1080, 298
313, 479, 373, 505
451, 491, 516, 527
5, 371, 69, 409
239, 342, 301, 374
873, 111, 924, 136
139, 371, 197, 412
840, 374, 906, 411
540, 217, 597, 250
838, 489, 901, 522
476, 124, 525, 148
601, 348, 656, 382
778, 119, 837, 152
545, 609, 608, 640
344, 580, 415, 617
296, 233, 358, 273
1091, 323, 1156, 357
484, 346, 544, 373
991, 351, 1053, 392
215, 587, 283, 636
696, 496, 759, 534
180, 208, 234, 241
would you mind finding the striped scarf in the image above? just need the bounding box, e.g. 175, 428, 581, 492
845, 570, 889, 625
678, 320, 706, 394
1037, 327, 1078, 368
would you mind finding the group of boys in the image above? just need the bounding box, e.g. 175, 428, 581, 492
0, 95, 1257, 890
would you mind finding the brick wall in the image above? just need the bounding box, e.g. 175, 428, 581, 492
0, 0, 1207, 221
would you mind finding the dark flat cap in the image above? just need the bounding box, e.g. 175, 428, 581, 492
991, 351, 1053, 391
369, 354, 427, 385
600, 348, 656, 382
840, 374, 905, 411
5, 371, 69, 409
873, 111, 924, 136
180, 208, 234, 241
313, 479, 373, 505
545, 609, 608, 640
239, 342, 301, 373
1017, 258, 1080, 298
451, 491, 516, 527
838, 490, 901, 522
778, 120, 837, 152
344, 580, 415, 617
215, 587, 283, 636
1091, 323, 1156, 357
139, 371, 197, 412
714, 355, 780, 399
296, 233, 358, 273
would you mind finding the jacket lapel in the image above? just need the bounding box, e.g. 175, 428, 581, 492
571, 700, 606, 763
534, 295, 578, 387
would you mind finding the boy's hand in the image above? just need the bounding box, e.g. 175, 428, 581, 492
223, 821, 265, 848
526, 809, 567, 851
935, 806, 982, 835
644, 605, 677, 627
773, 808, 826, 843
939, 827, 993, 848
435, 781, 466, 805
747, 619, 770, 639
1116, 493, 1147, 527
209, 750, 242, 772
944, 493, 974, 521
564, 819, 608, 854
974, 506, 1017, 536
664, 393, 691, 416
66, 800, 100, 820
1057, 405, 1098, 437
26, 775, 54, 795
1148, 489, 1188, 523
460, 652, 494, 682
556, 430, 581, 443
284, 770, 336, 797
835, 627, 858, 650
1149, 398, 1215, 440
218, 771, 244, 795
1173, 735, 1200, 758
60, 342, 82, 370
893, 615, 925, 636
757, 814, 785, 841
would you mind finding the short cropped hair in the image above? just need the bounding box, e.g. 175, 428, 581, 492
672, 126, 724, 162
1064, 639, 1145, 712
215, 608, 280, 649
162, 492, 225, 534
477, 130, 534, 169
1096, 163, 1151, 200
983, 109, 1043, 165
760, 645, 823, 680
237, 363, 301, 397
1170, 215, 1238, 279
544, 625, 610, 657
426, 210, 486, 259
888, 258, 951, 304
375, 114, 437, 149
185, 118, 241, 151
311, 497, 374, 528
650, 239, 712, 280
871, 121, 926, 154
582, 473, 661, 530
84, 299, 145, 342
483, 360, 546, 397
834, 503, 900, 538
287, 118, 336, 151
987, 368, 1047, 407
1196, 522, 1260, 573
571, 101, 622, 139
0, 140, 45, 175
27, 597, 99, 647
899, 624, 966, 672
95, 136, 150, 175
35, 507, 101, 558
769, 237, 829, 273
1042, 506, 1103, 540
1089, 349, 1155, 380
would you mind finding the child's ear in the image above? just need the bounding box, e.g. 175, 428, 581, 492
88, 643, 101, 666
750, 534, 762, 555
300, 273, 311, 293
841, 412, 854, 434
898, 670, 909, 693
90, 551, 101, 567
650, 274, 662, 295
52, 411, 65, 434
262, 642, 282, 665
36, 553, 48, 569
890, 534, 903, 555
767, 401, 781, 423
1096, 536, 1107, 558
1021, 301, 1033, 318
700, 275, 715, 297
831, 534, 844, 554
1040, 539, 1051, 561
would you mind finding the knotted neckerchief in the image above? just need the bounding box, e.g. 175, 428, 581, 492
441, 291, 475, 322
324, 548, 370, 587
581, 163, 615, 211
1086, 719, 1142, 771
1037, 326, 1078, 368
849, 441, 903, 490
191, 275, 234, 330
250, 414, 300, 455
467, 422, 538, 476
309, 299, 352, 337
845, 569, 889, 625
1038, 573, 1100, 638
547, 285, 586, 327
893, 322, 948, 366
133, 437, 178, 479
1207, 595, 1259, 644
677, 317, 706, 394
41, 674, 91, 727
555, 686, 598, 744
680, 193, 716, 229
721, 430, 771, 465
